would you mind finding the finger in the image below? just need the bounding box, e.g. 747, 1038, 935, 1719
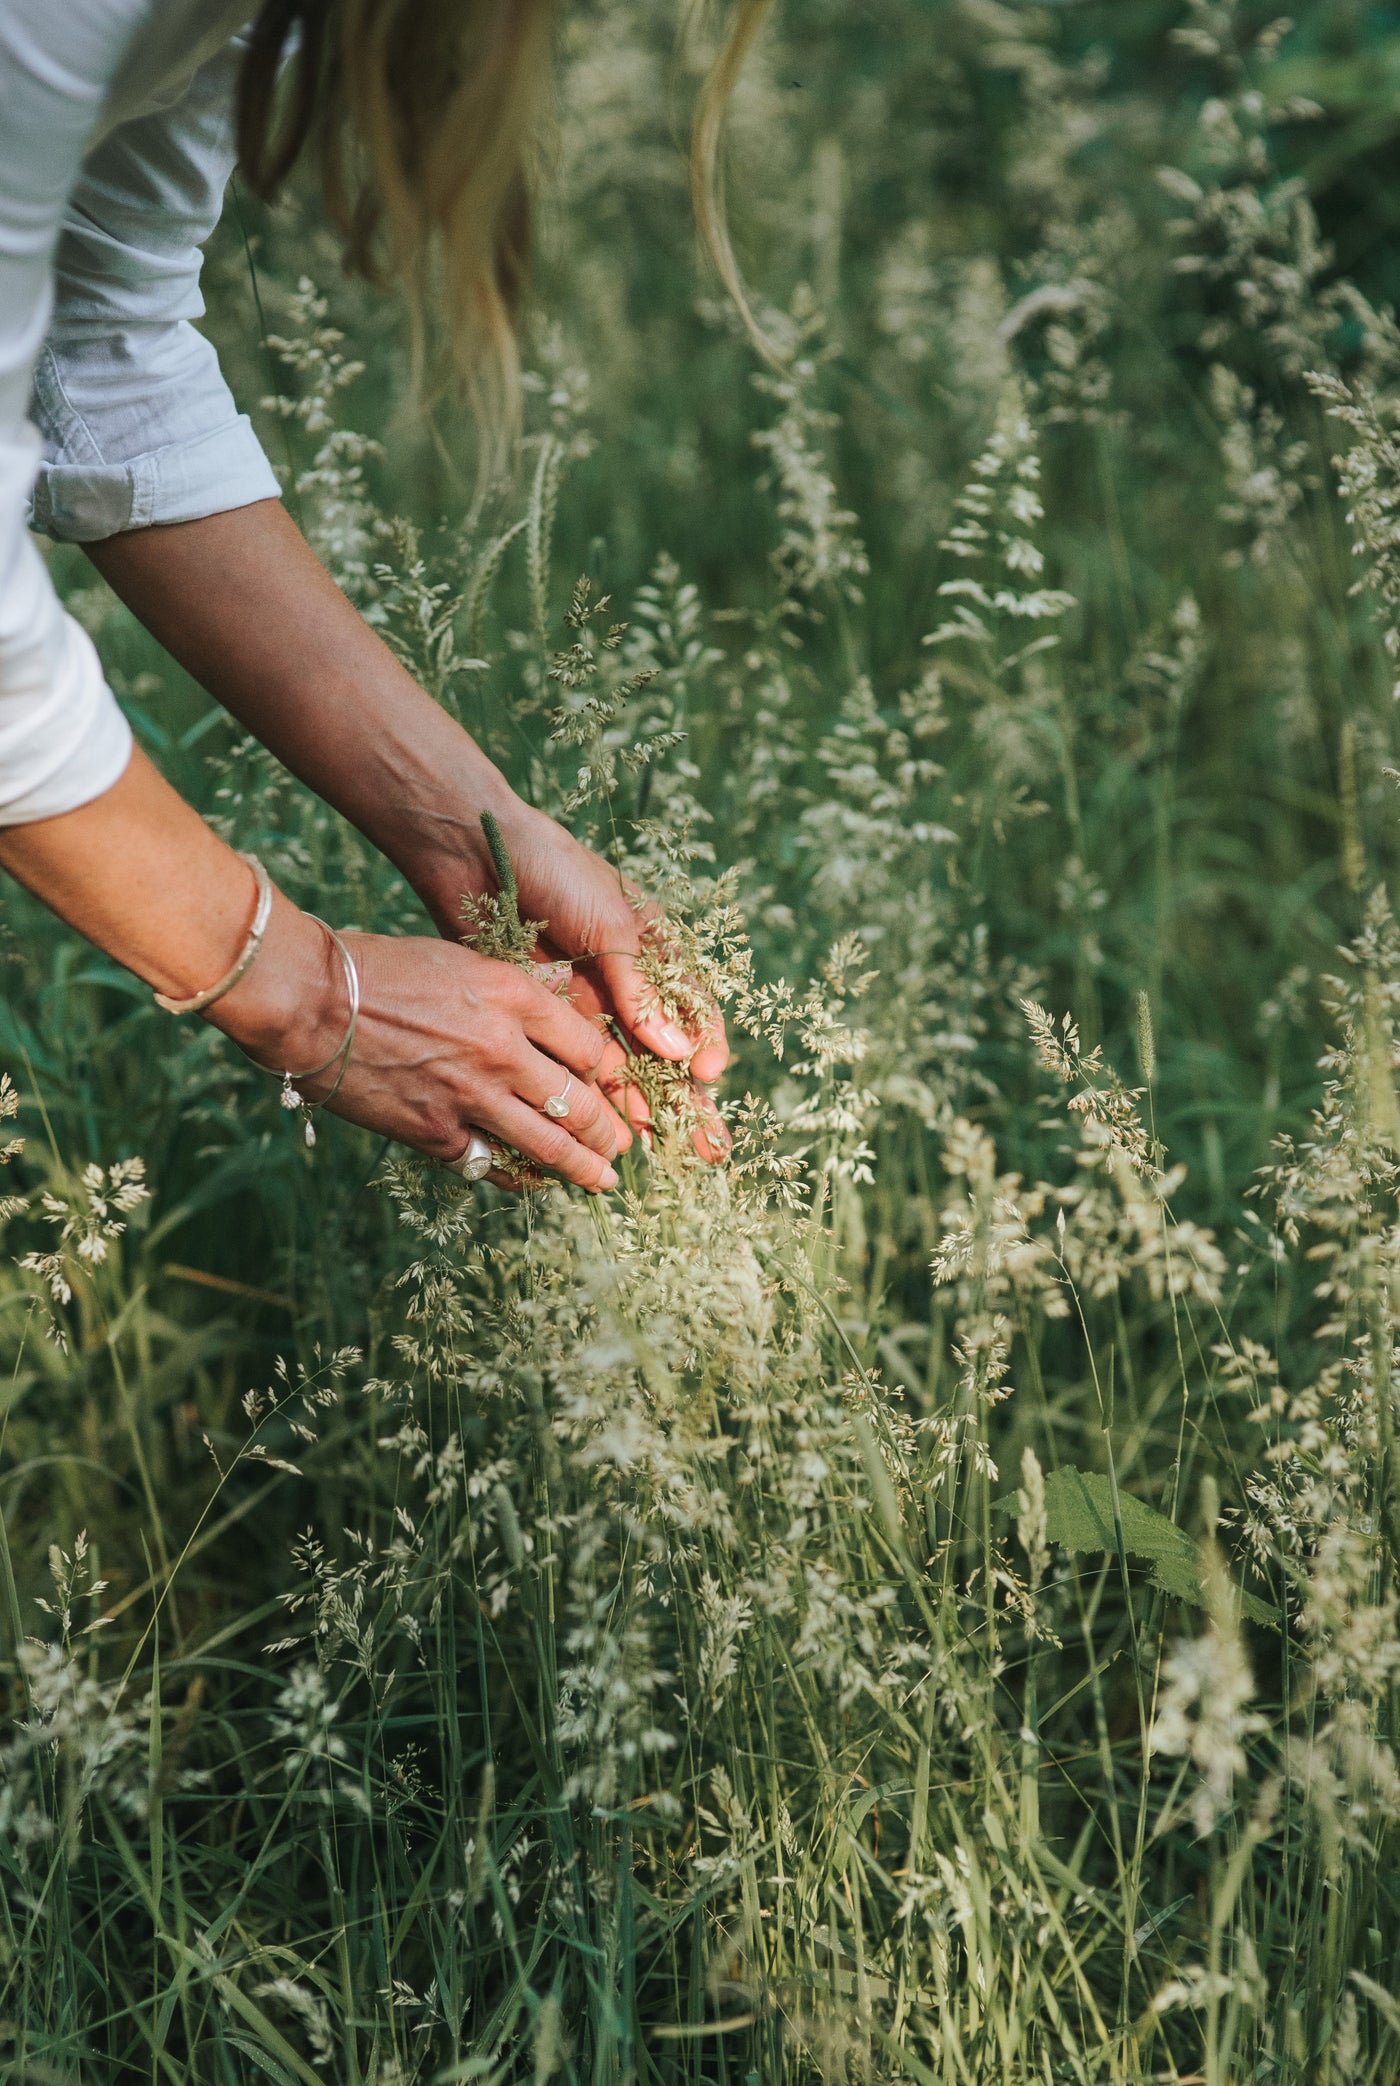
433, 1137, 527, 1194
529, 941, 577, 997
535, 869, 727, 1074
491, 1097, 621, 1194
486, 1165, 532, 1195
540, 948, 606, 1020
632, 914, 730, 1079
595, 946, 706, 1063
510, 970, 608, 1081
687, 1015, 730, 1086
598, 1043, 654, 1138
594, 928, 730, 1076
579, 894, 702, 1062
689, 1084, 731, 1165
555, 964, 667, 1127
517, 1048, 632, 1161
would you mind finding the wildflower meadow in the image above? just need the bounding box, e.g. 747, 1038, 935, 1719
6, 1, 1400, 2077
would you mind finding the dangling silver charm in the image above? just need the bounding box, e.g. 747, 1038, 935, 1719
269, 920, 360, 1161
280, 1070, 316, 1147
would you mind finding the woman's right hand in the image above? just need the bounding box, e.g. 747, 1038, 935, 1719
0, 757, 626, 1193
213, 898, 631, 1192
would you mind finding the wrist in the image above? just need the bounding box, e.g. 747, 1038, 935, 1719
206, 891, 341, 1069
401, 782, 547, 937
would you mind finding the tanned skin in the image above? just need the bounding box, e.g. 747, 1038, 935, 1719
0, 501, 728, 1189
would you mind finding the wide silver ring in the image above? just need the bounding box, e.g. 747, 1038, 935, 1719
444, 1131, 493, 1182
542, 1075, 574, 1121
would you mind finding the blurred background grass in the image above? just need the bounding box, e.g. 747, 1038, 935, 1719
5, 0, 1400, 2072
4, 0, 1394, 1852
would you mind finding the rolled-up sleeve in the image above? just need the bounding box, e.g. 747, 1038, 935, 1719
0, 8, 279, 828
30, 32, 280, 544
0, 0, 136, 826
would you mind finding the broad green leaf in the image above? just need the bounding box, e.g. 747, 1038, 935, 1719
997, 1466, 1278, 1627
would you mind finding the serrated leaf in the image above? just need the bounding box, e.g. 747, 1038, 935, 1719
995, 1466, 1278, 1627
1044, 1467, 1197, 1566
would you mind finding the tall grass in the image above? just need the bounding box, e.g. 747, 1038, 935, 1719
3, 0, 1400, 2075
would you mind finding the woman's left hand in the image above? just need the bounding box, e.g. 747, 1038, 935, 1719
433, 800, 731, 1163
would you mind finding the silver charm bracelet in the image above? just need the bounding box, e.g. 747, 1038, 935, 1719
278, 919, 361, 1148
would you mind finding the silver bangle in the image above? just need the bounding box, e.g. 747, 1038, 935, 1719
278, 919, 360, 1149
154, 854, 273, 1015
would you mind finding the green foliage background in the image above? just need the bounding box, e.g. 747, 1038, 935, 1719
6, 1, 1400, 2078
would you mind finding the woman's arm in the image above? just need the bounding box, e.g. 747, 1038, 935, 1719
87, 501, 521, 931
88, 500, 732, 1093
2, 12, 717, 1178
0, 746, 631, 1192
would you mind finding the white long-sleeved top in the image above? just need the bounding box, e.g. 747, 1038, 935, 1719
0, 0, 280, 825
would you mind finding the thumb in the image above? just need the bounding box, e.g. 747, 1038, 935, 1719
597, 944, 700, 1061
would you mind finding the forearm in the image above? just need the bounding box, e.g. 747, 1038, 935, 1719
0, 745, 630, 1190
0, 746, 333, 1061
83, 500, 731, 1104
86, 501, 524, 933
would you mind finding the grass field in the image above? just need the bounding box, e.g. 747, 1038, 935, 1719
4, 0, 1400, 2076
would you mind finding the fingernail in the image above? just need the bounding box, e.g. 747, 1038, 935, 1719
600, 1164, 620, 1189
656, 1023, 693, 1056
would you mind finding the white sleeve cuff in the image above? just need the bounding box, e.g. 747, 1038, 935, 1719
30, 346, 280, 543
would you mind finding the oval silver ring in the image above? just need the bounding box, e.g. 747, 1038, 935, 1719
542, 1075, 574, 1121
444, 1131, 493, 1182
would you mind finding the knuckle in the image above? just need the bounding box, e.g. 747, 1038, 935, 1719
534, 1124, 572, 1169
478, 1016, 519, 1070
570, 1085, 603, 1129
431, 939, 470, 979
419, 1114, 465, 1160
502, 967, 540, 1012
558, 1013, 604, 1072
602, 926, 642, 972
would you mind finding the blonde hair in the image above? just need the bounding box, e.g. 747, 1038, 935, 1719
689, 0, 774, 355
238, 0, 775, 456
